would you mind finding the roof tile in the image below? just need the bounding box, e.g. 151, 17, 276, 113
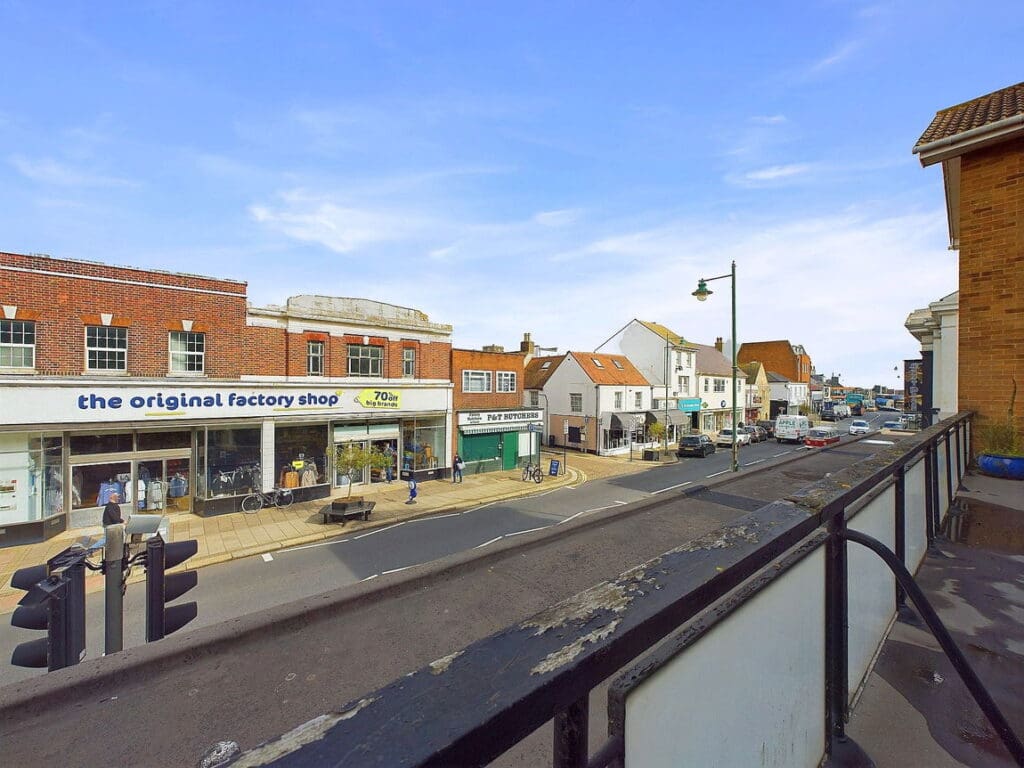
915, 82, 1024, 147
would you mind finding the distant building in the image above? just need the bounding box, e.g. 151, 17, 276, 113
737, 340, 813, 385
905, 291, 959, 422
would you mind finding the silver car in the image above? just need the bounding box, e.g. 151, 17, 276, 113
716, 428, 751, 447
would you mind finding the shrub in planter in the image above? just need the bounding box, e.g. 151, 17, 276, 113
977, 378, 1023, 480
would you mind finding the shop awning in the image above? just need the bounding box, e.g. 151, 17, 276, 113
605, 412, 647, 430
651, 410, 690, 426
460, 422, 541, 435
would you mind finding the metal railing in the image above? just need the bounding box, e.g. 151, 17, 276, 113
225, 412, 1023, 767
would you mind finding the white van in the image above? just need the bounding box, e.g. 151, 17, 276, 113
775, 414, 811, 443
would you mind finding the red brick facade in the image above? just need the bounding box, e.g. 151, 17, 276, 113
451, 348, 527, 453
957, 136, 1024, 438
737, 340, 812, 384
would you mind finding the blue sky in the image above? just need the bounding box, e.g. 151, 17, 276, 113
1, 1, 1020, 389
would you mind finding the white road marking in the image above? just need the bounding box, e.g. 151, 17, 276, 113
353, 522, 405, 540
360, 574, 379, 582
558, 503, 621, 525
772, 451, 790, 457
415, 512, 460, 521
506, 526, 549, 537
279, 538, 350, 553
475, 536, 504, 549
651, 481, 692, 495
614, 500, 627, 505
461, 501, 497, 514
261, 553, 274, 562
382, 566, 413, 575
706, 470, 730, 478
743, 459, 765, 466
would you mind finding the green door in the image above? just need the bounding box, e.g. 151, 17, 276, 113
502, 434, 518, 470
462, 433, 501, 465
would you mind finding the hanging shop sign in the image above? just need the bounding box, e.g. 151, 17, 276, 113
355, 389, 402, 409
677, 398, 702, 413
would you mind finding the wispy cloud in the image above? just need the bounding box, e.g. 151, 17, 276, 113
806, 40, 862, 76
750, 115, 787, 125
9, 155, 136, 187
533, 209, 581, 228
744, 163, 813, 181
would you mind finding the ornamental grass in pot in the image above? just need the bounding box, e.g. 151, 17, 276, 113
977, 378, 1024, 480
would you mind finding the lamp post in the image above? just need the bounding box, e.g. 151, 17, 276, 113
693, 261, 739, 473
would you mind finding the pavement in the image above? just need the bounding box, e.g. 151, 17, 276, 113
0, 447, 654, 612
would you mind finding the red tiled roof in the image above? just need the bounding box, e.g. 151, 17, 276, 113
570, 352, 649, 386
524, 355, 565, 390
915, 82, 1024, 148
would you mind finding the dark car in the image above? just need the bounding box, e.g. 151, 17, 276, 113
676, 434, 716, 458
756, 420, 775, 438
743, 425, 767, 443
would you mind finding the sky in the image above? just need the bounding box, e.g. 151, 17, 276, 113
1, 1, 1020, 390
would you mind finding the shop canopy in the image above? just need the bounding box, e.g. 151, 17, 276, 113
460, 422, 542, 435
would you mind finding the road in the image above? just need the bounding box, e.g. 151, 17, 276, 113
0, 411, 894, 688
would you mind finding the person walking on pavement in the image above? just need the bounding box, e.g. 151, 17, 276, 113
405, 475, 418, 504
384, 444, 395, 483
452, 453, 464, 483
103, 491, 125, 526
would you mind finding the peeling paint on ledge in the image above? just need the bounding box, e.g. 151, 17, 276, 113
521, 571, 647, 636
668, 523, 760, 554
429, 650, 464, 675
531, 620, 622, 675
230, 698, 376, 767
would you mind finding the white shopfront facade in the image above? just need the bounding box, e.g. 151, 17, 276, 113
0, 380, 452, 545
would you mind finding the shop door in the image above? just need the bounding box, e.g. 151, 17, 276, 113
461, 433, 500, 473
503, 435, 519, 470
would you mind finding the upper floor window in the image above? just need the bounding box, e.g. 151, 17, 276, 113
86, 326, 127, 371
703, 378, 709, 392
402, 348, 416, 378
634, 391, 642, 409
529, 390, 539, 407
614, 391, 623, 410
307, 341, 324, 376
0, 319, 36, 368
169, 331, 204, 373
462, 370, 492, 393
570, 393, 583, 413
347, 344, 382, 377
714, 379, 726, 393
680, 375, 690, 392
496, 371, 517, 393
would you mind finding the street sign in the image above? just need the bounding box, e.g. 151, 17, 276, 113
548, 459, 560, 476
527, 423, 542, 433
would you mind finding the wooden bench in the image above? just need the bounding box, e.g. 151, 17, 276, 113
323, 499, 376, 525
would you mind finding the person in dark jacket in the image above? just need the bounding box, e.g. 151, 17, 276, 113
103, 492, 125, 526
452, 453, 464, 483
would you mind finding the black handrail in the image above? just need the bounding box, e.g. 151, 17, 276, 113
841, 528, 1024, 766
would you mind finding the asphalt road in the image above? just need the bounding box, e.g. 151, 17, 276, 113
0, 411, 894, 688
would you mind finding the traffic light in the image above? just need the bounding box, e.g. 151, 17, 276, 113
10, 549, 87, 671
145, 535, 198, 642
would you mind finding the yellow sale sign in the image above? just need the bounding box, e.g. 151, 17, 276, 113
355, 389, 401, 409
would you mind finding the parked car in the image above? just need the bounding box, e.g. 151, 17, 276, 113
756, 419, 775, 438
820, 409, 837, 422
715, 428, 751, 447
882, 420, 905, 430
848, 419, 870, 435
805, 426, 841, 448
743, 425, 767, 443
676, 434, 716, 458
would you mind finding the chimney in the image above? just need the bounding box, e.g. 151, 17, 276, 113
715, 337, 723, 353
520, 332, 535, 356
482, 344, 505, 353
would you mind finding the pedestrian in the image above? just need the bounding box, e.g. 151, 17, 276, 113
103, 491, 125, 526
384, 444, 395, 483
452, 453, 464, 483
405, 476, 418, 504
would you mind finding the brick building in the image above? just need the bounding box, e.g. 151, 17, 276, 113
913, 82, 1024, 447
451, 346, 538, 475
0, 252, 452, 546
737, 340, 813, 385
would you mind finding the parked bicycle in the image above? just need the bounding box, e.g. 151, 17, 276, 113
521, 462, 543, 484
241, 486, 294, 513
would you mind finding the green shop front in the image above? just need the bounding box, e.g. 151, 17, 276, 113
456, 408, 543, 476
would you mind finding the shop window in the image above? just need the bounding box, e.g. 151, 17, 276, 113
0, 435, 62, 524
462, 370, 491, 393
0, 319, 35, 369
347, 344, 382, 377
70, 462, 132, 511
401, 419, 444, 471
169, 331, 205, 373
199, 426, 261, 498
85, 326, 127, 371
496, 371, 516, 393
570, 393, 583, 413
136, 431, 191, 451
69, 432, 134, 455
276, 424, 328, 488
402, 348, 416, 378
307, 341, 324, 376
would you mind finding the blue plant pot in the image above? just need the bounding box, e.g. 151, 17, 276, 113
977, 453, 1024, 480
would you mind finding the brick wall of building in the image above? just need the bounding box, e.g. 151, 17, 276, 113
1, 252, 248, 378
738, 341, 802, 382
451, 349, 526, 411
957, 136, 1024, 440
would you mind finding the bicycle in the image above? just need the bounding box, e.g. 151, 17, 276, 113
521, 462, 543, 484
241, 486, 295, 513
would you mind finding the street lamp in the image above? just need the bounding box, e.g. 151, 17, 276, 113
693, 261, 739, 473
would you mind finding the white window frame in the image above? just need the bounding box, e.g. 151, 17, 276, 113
402, 348, 416, 378
614, 391, 623, 410
85, 325, 127, 372
591, 358, 604, 368
347, 344, 383, 377
462, 370, 492, 393
529, 390, 539, 407
307, 340, 324, 376
634, 391, 642, 409
714, 378, 726, 393
0, 319, 36, 369
169, 331, 205, 374
496, 371, 517, 393
569, 393, 583, 413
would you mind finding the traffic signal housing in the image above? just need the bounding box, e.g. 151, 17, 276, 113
10, 549, 87, 670
145, 535, 198, 642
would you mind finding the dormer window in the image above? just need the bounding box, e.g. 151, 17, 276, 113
592, 358, 604, 368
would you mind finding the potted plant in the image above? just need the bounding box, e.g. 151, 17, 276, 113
976, 378, 1024, 480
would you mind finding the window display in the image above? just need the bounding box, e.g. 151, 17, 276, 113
402, 418, 445, 472
200, 426, 261, 498
0, 434, 62, 524
276, 424, 328, 487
